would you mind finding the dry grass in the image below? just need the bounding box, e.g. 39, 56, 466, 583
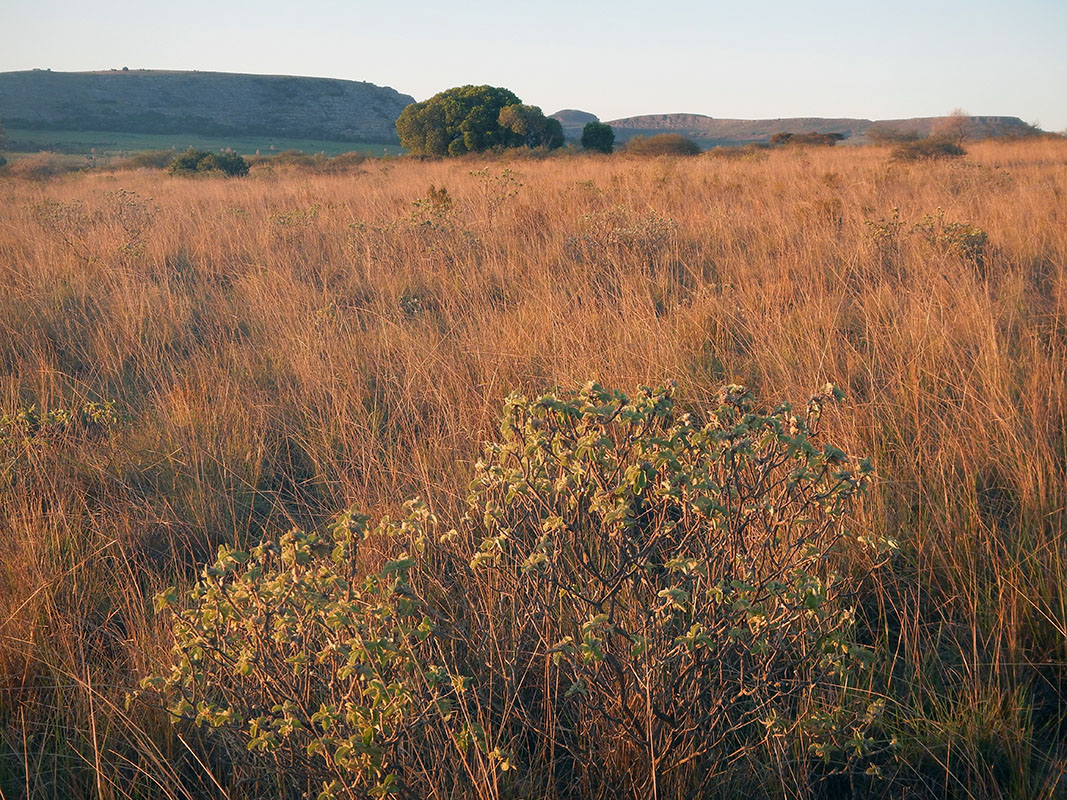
1, 138, 1066, 797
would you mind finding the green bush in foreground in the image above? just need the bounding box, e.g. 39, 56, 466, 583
168, 147, 249, 176
144, 383, 891, 799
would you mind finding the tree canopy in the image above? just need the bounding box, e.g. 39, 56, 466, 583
396, 86, 563, 156
581, 121, 615, 154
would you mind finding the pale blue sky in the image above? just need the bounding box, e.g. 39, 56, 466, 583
2, 0, 1065, 130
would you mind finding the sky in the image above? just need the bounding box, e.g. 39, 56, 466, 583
2, 0, 1065, 131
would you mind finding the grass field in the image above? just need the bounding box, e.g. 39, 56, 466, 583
1, 138, 1066, 798
2, 127, 397, 158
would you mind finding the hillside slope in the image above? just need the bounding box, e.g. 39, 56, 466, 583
0, 69, 415, 143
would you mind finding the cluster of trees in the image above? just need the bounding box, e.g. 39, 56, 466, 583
396, 86, 622, 157
396, 86, 563, 157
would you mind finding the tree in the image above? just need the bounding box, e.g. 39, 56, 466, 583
931, 108, 970, 147
581, 121, 615, 154
397, 85, 562, 157
498, 104, 564, 150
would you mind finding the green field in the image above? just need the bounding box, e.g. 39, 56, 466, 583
2, 127, 399, 158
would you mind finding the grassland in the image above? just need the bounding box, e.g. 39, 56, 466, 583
1, 138, 1066, 798
2, 127, 397, 159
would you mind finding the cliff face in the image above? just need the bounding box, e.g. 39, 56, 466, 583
0, 70, 415, 143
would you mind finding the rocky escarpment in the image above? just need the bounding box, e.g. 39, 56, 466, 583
605, 113, 1037, 147
0, 70, 415, 143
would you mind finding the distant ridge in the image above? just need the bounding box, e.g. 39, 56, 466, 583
604, 113, 1037, 147
0, 69, 415, 144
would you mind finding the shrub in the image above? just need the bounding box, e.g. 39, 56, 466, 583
581, 121, 615, 154
145, 382, 888, 798
913, 208, 988, 267
770, 132, 846, 147
450, 382, 889, 795
890, 136, 965, 162
168, 147, 249, 176
0, 154, 6, 169
624, 133, 702, 156
144, 502, 466, 799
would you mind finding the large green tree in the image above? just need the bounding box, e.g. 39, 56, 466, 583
396, 86, 561, 156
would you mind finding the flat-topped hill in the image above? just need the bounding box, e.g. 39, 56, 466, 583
0, 69, 415, 144
605, 112, 1036, 147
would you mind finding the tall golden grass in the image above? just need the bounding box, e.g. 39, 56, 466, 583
1, 138, 1066, 797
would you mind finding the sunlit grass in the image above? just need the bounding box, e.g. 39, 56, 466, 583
1, 137, 1065, 797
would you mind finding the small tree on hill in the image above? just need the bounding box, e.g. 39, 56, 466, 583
581, 121, 615, 153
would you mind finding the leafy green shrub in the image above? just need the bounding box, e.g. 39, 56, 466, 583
168, 147, 249, 176
145, 383, 889, 798
0, 154, 7, 169
624, 133, 702, 156
143, 502, 466, 799
913, 208, 989, 267
1, 402, 120, 493
890, 136, 965, 162
449, 382, 890, 796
